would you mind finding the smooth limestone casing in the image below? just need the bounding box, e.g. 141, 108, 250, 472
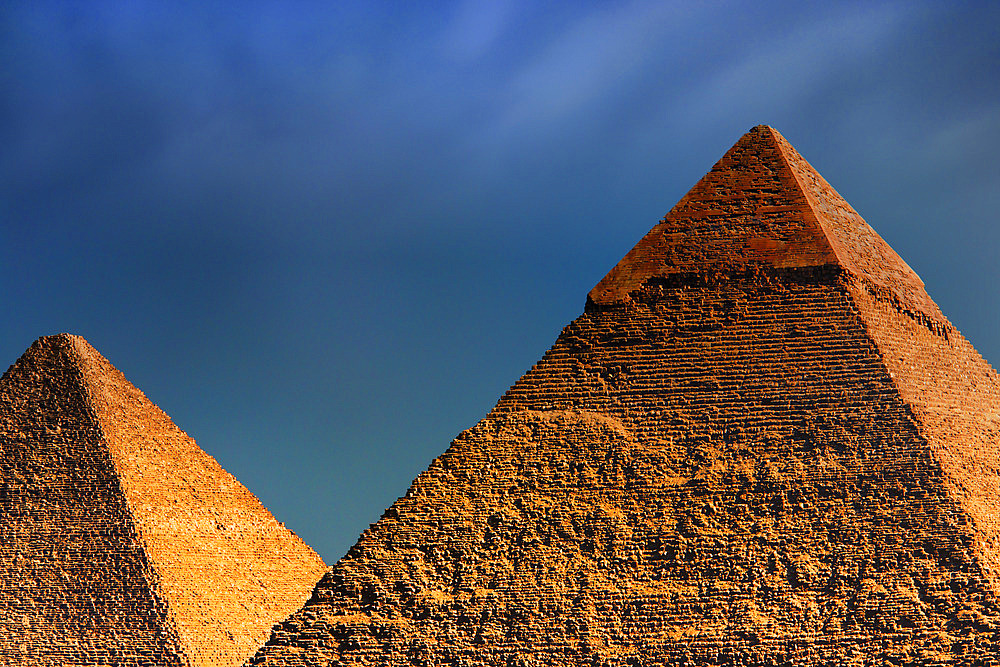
249, 126, 1000, 667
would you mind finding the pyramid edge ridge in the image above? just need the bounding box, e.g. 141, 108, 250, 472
766, 127, 945, 322
763, 126, 847, 268
60, 335, 197, 667
61, 335, 328, 667
0, 334, 193, 665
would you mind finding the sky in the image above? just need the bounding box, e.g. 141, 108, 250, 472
2, 1, 999, 563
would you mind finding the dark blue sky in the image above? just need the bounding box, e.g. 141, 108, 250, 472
2, 1, 999, 562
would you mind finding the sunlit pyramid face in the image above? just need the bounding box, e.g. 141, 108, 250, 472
0, 334, 327, 667
244, 125, 1000, 667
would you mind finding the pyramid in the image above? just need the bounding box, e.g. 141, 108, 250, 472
0, 334, 327, 666
250, 126, 1000, 666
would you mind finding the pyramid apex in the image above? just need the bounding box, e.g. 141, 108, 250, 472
590, 127, 940, 319
19, 332, 90, 357
22, 332, 75, 350
8, 334, 112, 387
33, 332, 82, 344
4, 333, 84, 382
744, 123, 779, 136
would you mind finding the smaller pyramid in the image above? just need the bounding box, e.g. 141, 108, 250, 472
0, 334, 327, 667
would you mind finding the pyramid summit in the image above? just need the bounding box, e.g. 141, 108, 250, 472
251, 126, 1000, 667
0, 334, 327, 666
592, 125, 938, 318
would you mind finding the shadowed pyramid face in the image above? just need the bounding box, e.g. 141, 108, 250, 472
0, 334, 327, 667
251, 126, 1000, 666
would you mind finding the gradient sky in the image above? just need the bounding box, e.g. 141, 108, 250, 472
2, 1, 999, 562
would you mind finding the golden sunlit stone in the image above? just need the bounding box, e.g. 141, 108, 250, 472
251, 127, 1000, 666
0, 334, 327, 667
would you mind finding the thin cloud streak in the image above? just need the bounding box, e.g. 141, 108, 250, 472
682, 4, 914, 125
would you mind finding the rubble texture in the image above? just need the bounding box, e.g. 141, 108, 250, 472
250, 126, 1000, 667
0, 334, 327, 667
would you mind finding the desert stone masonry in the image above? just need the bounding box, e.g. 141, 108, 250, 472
3, 126, 999, 666
0, 334, 327, 666
249, 126, 1000, 666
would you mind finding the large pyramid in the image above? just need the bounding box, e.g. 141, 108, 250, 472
0, 334, 327, 666
251, 126, 1000, 666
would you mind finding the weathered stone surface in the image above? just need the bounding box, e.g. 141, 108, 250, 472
0, 334, 327, 666
249, 125, 1000, 666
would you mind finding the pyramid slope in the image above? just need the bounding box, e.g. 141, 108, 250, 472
252, 270, 1000, 666
590, 125, 937, 318
767, 128, 939, 318
0, 335, 327, 666
0, 336, 187, 665
67, 336, 328, 667
250, 127, 1000, 666
848, 282, 1000, 590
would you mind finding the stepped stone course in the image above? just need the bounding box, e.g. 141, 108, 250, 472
0, 334, 327, 666
250, 125, 1000, 667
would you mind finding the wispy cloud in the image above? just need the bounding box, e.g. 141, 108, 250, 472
441, 0, 521, 63
495, 2, 692, 130
679, 3, 916, 125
